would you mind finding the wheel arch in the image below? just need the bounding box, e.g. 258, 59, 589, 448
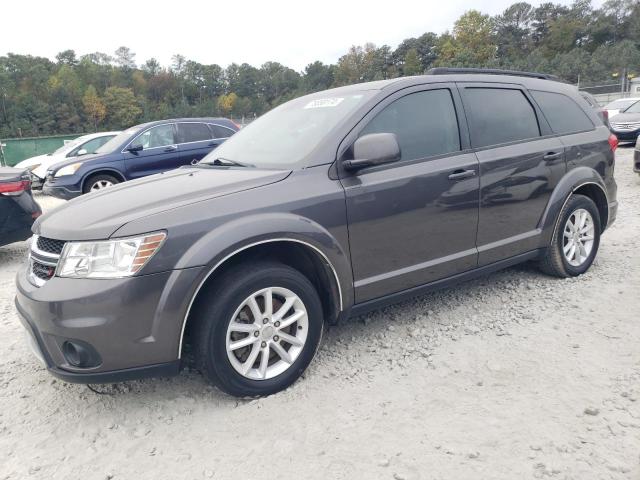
539, 167, 609, 245
81, 169, 126, 192
176, 214, 354, 359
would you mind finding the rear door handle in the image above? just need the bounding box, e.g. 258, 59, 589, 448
448, 169, 476, 181
164, 145, 178, 152
544, 151, 562, 161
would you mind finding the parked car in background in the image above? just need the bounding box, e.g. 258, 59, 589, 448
43, 118, 238, 199
609, 100, 640, 143
579, 91, 608, 125
16, 69, 618, 397
634, 136, 640, 175
0, 167, 41, 248
604, 97, 640, 118
14, 132, 119, 189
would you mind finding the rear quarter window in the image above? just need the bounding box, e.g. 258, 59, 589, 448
463, 88, 540, 148
531, 90, 594, 135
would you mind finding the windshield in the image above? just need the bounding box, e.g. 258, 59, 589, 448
95, 127, 141, 154
52, 137, 84, 155
201, 90, 375, 169
606, 99, 638, 111
623, 100, 640, 114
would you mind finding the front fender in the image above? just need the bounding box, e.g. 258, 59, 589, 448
538, 166, 608, 245
175, 212, 354, 310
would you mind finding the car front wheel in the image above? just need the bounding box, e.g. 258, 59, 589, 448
192, 261, 324, 397
84, 174, 120, 193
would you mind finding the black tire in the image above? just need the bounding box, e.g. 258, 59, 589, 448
192, 261, 324, 397
539, 194, 601, 277
83, 174, 120, 194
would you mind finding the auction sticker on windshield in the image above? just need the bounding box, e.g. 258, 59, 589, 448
304, 98, 345, 109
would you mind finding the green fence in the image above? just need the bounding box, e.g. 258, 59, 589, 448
0, 134, 82, 167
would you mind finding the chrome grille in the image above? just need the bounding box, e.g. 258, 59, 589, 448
28, 235, 65, 287
36, 237, 65, 255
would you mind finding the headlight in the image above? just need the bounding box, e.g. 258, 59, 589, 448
54, 163, 83, 177
57, 232, 166, 279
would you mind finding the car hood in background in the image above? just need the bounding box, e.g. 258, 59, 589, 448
34, 167, 291, 240
45, 152, 106, 173
14, 154, 49, 170
609, 112, 640, 125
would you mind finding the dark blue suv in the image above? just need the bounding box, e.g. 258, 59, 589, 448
43, 118, 238, 199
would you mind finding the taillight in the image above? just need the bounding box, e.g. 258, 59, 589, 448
608, 134, 619, 152
0, 179, 30, 196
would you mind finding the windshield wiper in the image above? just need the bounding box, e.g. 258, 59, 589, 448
207, 157, 254, 168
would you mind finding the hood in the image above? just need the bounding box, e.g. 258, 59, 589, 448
46, 152, 105, 173
34, 166, 291, 240
609, 112, 640, 124
14, 154, 49, 169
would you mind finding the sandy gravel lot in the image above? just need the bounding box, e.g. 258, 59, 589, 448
1, 147, 638, 480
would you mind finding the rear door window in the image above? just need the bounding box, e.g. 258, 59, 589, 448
531, 90, 594, 135
177, 123, 212, 143
210, 124, 236, 139
463, 88, 540, 148
359, 89, 461, 161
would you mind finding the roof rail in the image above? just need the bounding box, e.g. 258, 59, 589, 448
427, 67, 560, 81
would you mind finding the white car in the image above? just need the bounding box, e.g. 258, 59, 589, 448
604, 97, 640, 118
15, 132, 119, 189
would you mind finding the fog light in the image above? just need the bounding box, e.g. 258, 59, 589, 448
62, 340, 100, 368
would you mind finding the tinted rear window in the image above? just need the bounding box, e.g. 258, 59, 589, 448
463, 88, 540, 148
360, 89, 460, 161
177, 123, 212, 143
210, 124, 236, 139
532, 90, 594, 134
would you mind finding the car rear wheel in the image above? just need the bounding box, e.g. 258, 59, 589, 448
539, 194, 601, 277
84, 174, 120, 193
192, 261, 324, 397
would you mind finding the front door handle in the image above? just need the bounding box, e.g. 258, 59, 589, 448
164, 145, 178, 152
448, 169, 476, 181
544, 151, 562, 161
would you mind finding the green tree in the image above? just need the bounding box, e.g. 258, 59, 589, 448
403, 49, 422, 75
103, 86, 141, 128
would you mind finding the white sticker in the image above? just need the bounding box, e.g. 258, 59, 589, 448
304, 97, 345, 109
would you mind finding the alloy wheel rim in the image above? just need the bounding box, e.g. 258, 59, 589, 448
91, 180, 114, 191
225, 287, 308, 380
563, 208, 595, 267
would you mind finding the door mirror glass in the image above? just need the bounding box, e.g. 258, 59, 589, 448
127, 143, 144, 153
76, 148, 88, 156
344, 133, 401, 171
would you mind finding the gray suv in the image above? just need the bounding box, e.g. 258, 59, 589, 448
15, 69, 618, 397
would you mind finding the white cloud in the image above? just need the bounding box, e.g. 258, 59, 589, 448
0, 0, 603, 71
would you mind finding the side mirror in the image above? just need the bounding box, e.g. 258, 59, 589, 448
127, 143, 143, 153
343, 133, 401, 171
76, 149, 88, 156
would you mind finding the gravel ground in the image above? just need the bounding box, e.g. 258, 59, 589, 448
1, 147, 639, 480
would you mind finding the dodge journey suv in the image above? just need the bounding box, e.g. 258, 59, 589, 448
16, 69, 618, 397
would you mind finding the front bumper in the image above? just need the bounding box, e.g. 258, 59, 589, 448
42, 183, 82, 200
15, 263, 205, 383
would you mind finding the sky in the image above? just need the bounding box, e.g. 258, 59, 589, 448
0, 0, 603, 71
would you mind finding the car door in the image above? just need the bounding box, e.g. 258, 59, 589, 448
458, 83, 566, 266
123, 123, 179, 180
340, 84, 480, 303
176, 122, 216, 166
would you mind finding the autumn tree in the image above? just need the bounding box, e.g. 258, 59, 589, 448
82, 85, 106, 130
